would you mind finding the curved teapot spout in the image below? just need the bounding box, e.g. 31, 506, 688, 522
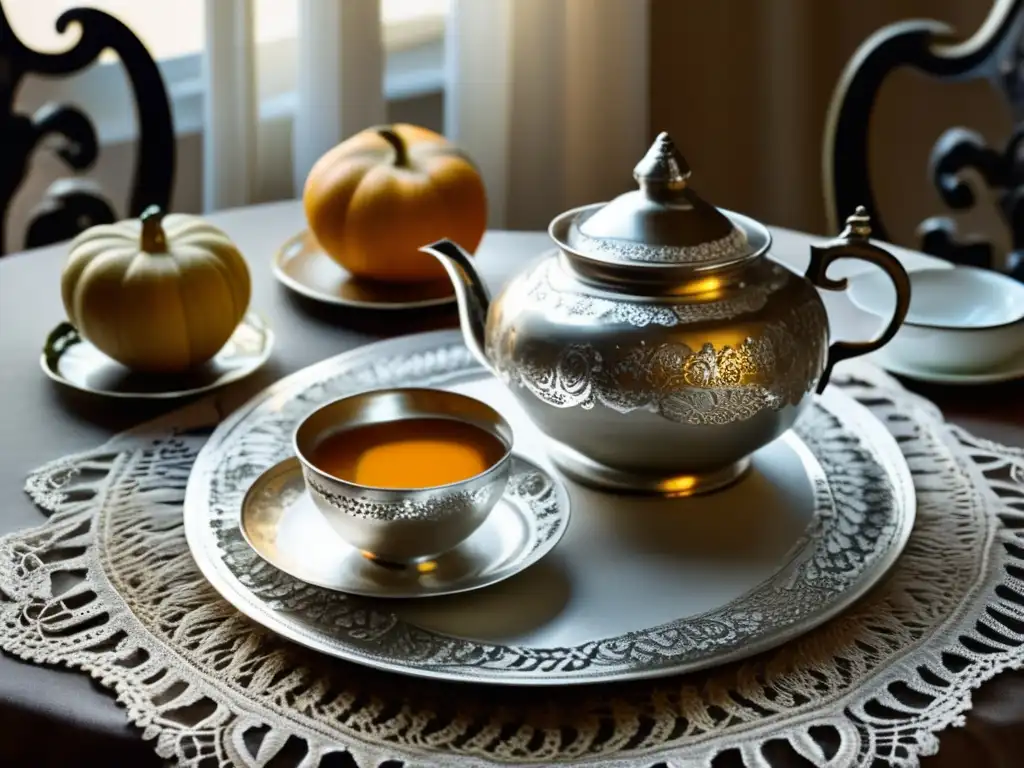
419, 239, 493, 372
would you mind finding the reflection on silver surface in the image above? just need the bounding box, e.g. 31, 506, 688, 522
273, 230, 456, 310
184, 329, 915, 686
40, 312, 274, 400
400, 431, 818, 647
240, 454, 569, 599
546, 437, 753, 496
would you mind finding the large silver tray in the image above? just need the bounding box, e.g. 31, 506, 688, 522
184, 330, 915, 686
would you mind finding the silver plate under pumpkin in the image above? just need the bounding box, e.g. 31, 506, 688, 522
184, 329, 915, 686
272, 230, 457, 311
40, 311, 274, 400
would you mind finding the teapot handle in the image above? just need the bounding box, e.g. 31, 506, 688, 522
804, 206, 911, 394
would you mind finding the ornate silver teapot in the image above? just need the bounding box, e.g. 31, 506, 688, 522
421, 133, 910, 495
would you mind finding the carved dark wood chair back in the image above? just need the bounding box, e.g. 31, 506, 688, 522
825, 0, 1024, 281
0, 2, 175, 255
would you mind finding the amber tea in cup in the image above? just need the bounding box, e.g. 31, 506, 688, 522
294, 388, 514, 562
310, 417, 507, 489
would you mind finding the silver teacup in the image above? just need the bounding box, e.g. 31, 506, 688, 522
293, 388, 513, 563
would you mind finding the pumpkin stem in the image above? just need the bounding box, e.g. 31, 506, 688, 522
377, 128, 409, 168
140, 205, 169, 253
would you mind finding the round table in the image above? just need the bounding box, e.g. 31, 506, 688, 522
0, 200, 1021, 767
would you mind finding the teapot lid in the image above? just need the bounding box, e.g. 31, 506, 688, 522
561, 132, 754, 269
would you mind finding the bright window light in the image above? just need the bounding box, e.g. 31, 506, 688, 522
5, 0, 449, 62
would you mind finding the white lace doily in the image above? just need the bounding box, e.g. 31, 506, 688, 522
1, 361, 1022, 768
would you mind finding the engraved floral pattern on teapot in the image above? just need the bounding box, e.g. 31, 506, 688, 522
490, 296, 828, 427
522, 257, 791, 328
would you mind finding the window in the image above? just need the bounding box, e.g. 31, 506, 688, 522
9, 0, 449, 143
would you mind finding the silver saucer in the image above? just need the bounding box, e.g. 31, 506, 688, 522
273, 230, 457, 311
185, 329, 915, 686
240, 455, 570, 599
867, 351, 1024, 386
40, 311, 274, 400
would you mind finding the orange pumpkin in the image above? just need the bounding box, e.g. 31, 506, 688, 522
303, 124, 488, 284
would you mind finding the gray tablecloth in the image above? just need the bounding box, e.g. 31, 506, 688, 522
0, 200, 1020, 767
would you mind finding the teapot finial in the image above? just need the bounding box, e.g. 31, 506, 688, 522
842, 205, 873, 240
633, 132, 691, 191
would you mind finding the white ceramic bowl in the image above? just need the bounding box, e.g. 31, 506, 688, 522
848, 266, 1024, 374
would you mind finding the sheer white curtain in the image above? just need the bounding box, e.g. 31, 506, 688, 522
201, 0, 650, 228
202, 0, 257, 211
202, 0, 386, 213
290, 0, 386, 196
446, 0, 650, 229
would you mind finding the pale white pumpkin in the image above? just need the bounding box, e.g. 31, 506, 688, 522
61, 206, 251, 373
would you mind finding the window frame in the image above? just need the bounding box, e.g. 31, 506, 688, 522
15, 11, 447, 146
